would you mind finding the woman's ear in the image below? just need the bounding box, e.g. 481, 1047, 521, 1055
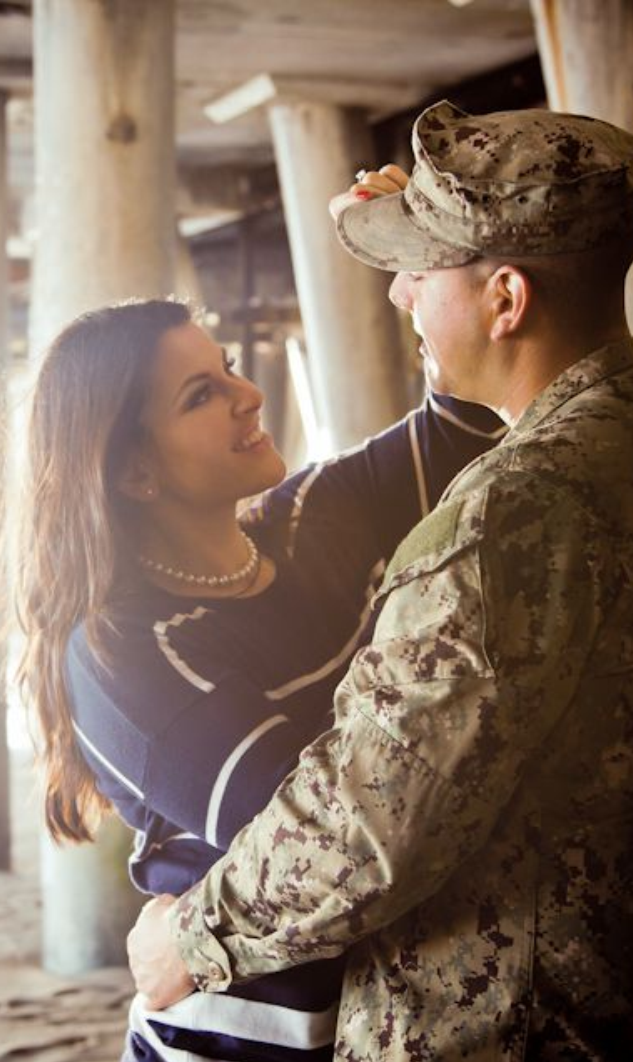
116, 448, 159, 503
488, 264, 531, 341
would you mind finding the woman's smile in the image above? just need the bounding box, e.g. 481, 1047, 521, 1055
233, 425, 272, 453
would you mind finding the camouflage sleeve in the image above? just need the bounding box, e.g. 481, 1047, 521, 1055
171, 473, 603, 990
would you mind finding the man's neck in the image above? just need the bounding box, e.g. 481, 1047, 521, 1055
493, 327, 630, 426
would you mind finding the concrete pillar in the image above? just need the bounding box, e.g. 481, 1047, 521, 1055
530, 0, 633, 329
530, 0, 633, 128
31, 0, 176, 973
175, 230, 205, 306
0, 91, 10, 872
268, 102, 407, 451
31, 0, 176, 352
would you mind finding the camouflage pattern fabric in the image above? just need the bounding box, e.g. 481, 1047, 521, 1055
173, 339, 633, 1060
337, 100, 633, 272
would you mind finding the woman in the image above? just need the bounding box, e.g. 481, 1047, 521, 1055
15, 295, 503, 1062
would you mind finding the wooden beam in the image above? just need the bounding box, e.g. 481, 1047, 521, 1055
374, 53, 546, 170
177, 161, 279, 218
202, 73, 422, 125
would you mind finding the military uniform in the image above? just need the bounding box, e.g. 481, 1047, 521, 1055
173, 338, 633, 1059
157, 102, 633, 1060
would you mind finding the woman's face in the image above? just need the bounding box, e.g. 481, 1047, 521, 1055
132, 322, 286, 513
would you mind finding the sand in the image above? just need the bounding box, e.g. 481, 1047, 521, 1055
0, 749, 134, 1061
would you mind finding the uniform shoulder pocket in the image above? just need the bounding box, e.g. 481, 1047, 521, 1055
378, 487, 488, 603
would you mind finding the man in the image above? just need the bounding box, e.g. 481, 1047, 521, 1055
128, 101, 633, 1060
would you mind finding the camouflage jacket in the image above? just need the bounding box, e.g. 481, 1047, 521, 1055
174, 339, 633, 1061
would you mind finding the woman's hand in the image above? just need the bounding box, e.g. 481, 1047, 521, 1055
127, 893, 196, 1010
329, 162, 408, 220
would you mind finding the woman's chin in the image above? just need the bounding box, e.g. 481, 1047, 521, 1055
257, 448, 287, 491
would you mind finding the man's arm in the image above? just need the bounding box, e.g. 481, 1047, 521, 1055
130, 473, 603, 1003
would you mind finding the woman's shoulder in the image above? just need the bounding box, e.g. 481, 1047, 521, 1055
66, 588, 228, 736
69, 586, 170, 668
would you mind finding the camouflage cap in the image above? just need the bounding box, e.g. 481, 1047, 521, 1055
337, 100, 633, 271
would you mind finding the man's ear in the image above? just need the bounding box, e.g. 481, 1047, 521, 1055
488, 264, 531, 341
116, 447, 159, 503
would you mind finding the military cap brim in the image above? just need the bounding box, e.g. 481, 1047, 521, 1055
336, 190, 477, 273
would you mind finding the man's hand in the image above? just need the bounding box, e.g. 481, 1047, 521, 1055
127, 893, 196, 1010
329, 162, 408, 220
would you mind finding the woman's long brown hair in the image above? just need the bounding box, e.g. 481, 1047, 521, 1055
15, 298, 192, 842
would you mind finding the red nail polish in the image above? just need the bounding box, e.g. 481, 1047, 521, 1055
355, 190, 372, 200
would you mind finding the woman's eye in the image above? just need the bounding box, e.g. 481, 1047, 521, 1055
186, 384, 213, 410
223, 352, 237, 375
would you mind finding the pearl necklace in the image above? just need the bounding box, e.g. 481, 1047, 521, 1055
138, 532, 259, 589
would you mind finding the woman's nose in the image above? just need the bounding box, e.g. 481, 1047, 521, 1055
233, 374, 263, 413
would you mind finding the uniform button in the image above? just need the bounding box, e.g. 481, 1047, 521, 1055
208, 963, 224, 982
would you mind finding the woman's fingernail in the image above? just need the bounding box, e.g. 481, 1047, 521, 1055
355, 189, 372, 200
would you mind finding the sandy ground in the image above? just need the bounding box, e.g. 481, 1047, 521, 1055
0, 749, 134, 1061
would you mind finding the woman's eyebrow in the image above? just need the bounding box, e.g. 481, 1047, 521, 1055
173, 371, 211, 406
